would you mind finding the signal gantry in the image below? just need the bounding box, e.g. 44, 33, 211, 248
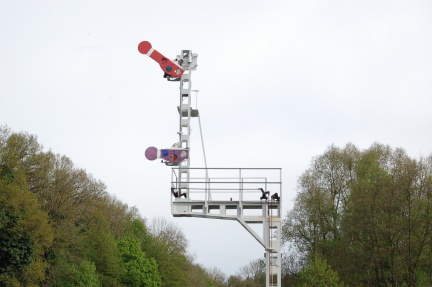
138, 41, 282, 287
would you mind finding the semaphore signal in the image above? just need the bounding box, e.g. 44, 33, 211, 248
137, 41, 282, 287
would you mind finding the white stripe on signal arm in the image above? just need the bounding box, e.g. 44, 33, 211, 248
147, 48, 154, 56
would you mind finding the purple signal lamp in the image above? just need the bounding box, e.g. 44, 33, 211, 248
145, 146, 189, 165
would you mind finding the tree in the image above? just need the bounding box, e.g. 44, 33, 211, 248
144, 217, 191, 287
206, 266, 227, 287
0, 128, 53, 197
283, 144, 359, 266
280, 246, 301, 286
102, 195, 141, 239
227, 275, 260, 287
238, 259, 265, 287
117, 235, 161, 287
344, 144, 432, 286
148, 217, 189, 255
187, 264, 213, 287
0, 127, 54, 286
81, 205, 122, 286
38, 154, 123, 286
0, 204, 34, 277
283, 143, 432, 286
227, 275, 243, 287
2, 126, 264, 286
0, 128, 124, 286
297, 256, 344, 287
69, 260, 101, 287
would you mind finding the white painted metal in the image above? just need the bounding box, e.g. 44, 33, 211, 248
171, 168, 282, 287
175, 50, 198, 199
169, 48, 281, 287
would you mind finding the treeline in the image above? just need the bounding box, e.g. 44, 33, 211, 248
0, 126, 232, 287
282, 143, 432, 286
4, 125, 432, 287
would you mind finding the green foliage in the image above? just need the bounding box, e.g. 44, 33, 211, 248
117, 235, 161, 287
81, 206, 122, 285
187, 264, 213, 287
0, 126, 246, 287
47, 258, 101, 287
62, 260, 102, 287
227, 276, 261, 287
143, 235, 190, 287
130, 218, 149, 243
0, 165, 15, 183
0, 132, 54, 285
283, 143, 432, 286
0, 205, 34, 276
70, 261, 102, 287
298, 256, 343, 287
227, 275, 243, 286
143, 218, 191, 287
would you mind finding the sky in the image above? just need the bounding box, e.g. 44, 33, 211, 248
1, 0, 432, 276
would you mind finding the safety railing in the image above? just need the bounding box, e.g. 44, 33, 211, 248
171, 168, 282, 216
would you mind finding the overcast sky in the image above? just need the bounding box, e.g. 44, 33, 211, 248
1, 0, 432, 276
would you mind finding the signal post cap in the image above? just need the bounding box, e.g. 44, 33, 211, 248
145, 146, 158, 160
138, 41, 152, 54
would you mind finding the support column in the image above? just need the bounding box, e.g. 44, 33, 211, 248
176, 50, 198, 198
